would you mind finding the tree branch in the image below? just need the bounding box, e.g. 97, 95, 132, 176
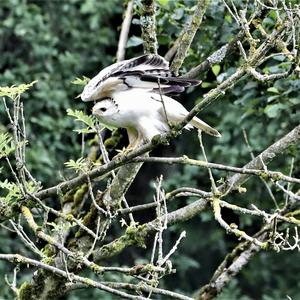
194, 231, 268, 300
116, 1, 134, 62
182, 34, 241, 78
132, 156, 300, 185
171, 0, 210, 74
94, 123, 300, 260
65, 281, 194, 300
140, 0, 158, 54
0, 254, 148, 300
222, 124, 300, 193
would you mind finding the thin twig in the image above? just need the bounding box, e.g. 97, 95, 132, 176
116, 0, 134, 62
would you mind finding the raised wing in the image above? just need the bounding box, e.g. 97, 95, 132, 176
81, 54, 201, 102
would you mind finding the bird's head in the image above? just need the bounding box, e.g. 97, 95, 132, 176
92, 99, 118, 119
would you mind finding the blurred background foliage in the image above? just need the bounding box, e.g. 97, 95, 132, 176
0, 0, 299, 299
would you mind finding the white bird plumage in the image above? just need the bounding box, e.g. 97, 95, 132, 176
81, 54, 221, 148
81, 54, 200, 102
92, 89, 221, 148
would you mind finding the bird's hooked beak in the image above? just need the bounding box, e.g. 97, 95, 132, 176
92, 105, 99, 116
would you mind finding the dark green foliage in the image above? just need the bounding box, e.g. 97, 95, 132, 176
0, 0, 122, 183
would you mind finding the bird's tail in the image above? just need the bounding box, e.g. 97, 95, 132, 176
190, 117, 221, 137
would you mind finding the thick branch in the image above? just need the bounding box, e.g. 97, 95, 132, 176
183, 34, 241, 78
140, 0, 158, 54
107, 162, 144, 208
222, 124, 300, 192
94, 124, 300, 260
164, 31, 185, 61
171, 0, 210, 74
0, 254, 148, 300
194, 231, 268, 300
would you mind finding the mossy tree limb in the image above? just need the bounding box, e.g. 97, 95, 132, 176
94, 123, 300, 260
171, 0, 210, 74
140, 0, 158, 54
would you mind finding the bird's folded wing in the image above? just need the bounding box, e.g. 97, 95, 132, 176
81, 54, 201, 102
156, 96, 221, 137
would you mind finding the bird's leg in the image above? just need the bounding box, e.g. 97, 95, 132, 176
127, 132, 137, 151
127, 134, 143, 150
124, 132, 143, 152
127, 128, 141, 150
113, 128, 140, 159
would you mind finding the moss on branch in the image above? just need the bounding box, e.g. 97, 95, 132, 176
94, 224, 148, 260
140, 0, 158, 54
171, 0, 210, 74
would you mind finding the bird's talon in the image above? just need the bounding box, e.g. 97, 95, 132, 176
113, 146, 135, 159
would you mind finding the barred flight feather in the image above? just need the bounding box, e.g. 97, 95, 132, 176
81, 54, 200, 102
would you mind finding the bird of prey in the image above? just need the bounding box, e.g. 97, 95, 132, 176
81, 54, 221, 148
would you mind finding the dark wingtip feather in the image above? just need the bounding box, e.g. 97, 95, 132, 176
113, 70, 145, 78
124, 54, 169, 70
153, 86, 185, 94
140, 75, 201, 87
126, 55, 151, 69
187, 79, 202, 86
146, 55, 168, 67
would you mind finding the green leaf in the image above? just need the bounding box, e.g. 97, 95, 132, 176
289, 98, 300, 104
0, 80, 38, 100
67, 108, 96, 133
267, 87, 279, 94
64, 157, 89, 173
100, 123, 117, 131
74, 128, 97, 134
0, 133, 14, 159
71, 76, 90, 86
212, 64, 221, 76
0, 180, 37, 203
243, 81, 257, 90
272, 54, 286, 61
225, 14, 232, 23
201, 82, 213, 88
172, 8, 184, 20
127, 35, 143, 48
158, 0, 169, 6
264, 104, 284, 118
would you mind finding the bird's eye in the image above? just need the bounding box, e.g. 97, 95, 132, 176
100, 107, 107, 112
